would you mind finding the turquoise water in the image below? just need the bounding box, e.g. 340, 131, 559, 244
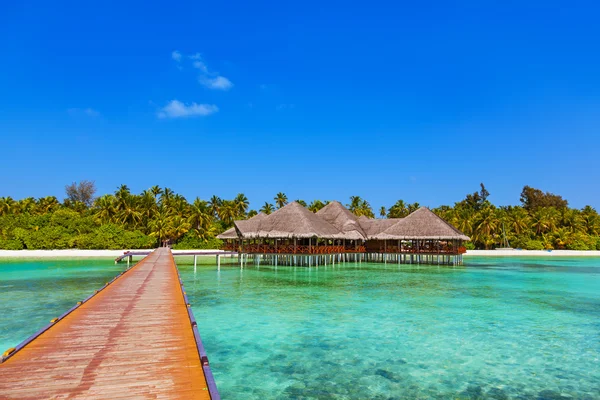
179, 257, 600, 399
1, 257, 599, 399
0, 259, 124, 352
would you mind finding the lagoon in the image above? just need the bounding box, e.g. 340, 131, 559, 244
1, 257, 599, 399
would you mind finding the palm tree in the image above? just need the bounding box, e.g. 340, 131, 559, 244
188, 198, 213, 231
36, 196, 60, 214
150, 185, 163, 200
208, 195, 221, 217
139, 190, 158, 224
116, 195, 142, 227
407, 202, 421, 214
552, 228, 571, 249
274, 192, 288, 209
160, 187, 174, 208
218, 200, 238, 226
581, 206, 600, 235
295, 199, 307, 207
379, 206, 386, 218
347, 196, 374, 218
531, 207, 559, 236
115, 184, 131, 201
170, 194, 188, 216
308, 200, 326, 213
0, 197, 16, 215
234, 193, 249, 216
561, 208, 583, 233
94, 195, 115, 224
347, 196, 363, 213
260, 202, 274, 215
474, 207, 499, 248
507, 207, 530, 236
149, 212, 173, 247
356, 199, 375, 218
388, 200, 408, 218
17, 197, 36, 214
170, 215, 191, 241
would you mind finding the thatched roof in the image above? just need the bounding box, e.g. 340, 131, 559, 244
216, 226, 238, 239
233, 212, 268, 239
225, 203, 468, 242
315, 201, 366, 240
357, 216, 402, 239
240, 201, 345, 239
373, 207, 470, 240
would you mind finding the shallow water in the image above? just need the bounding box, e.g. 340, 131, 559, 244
0, 259, 124, 352
180, 257, 600, 399
1, 257, 599, 399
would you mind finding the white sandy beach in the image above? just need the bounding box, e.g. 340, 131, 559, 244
0, 249, 228, 258
466, 249, 600, 257
1, 248, 599, 258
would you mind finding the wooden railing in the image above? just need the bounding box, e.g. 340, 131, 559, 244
233, 245, 366, 254
221, 243, 466, 255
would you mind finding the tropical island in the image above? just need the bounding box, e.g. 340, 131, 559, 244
1, 181, 599, 251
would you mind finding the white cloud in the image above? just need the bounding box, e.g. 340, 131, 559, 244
157, 100, 219, 119
193, 60, 208, 73
68, 108, 100, 117
178, 52, 233, 90
199, 76, 233, 90
171, 50, 182, 62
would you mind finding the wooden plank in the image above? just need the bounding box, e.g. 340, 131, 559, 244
0, 248, 215, 400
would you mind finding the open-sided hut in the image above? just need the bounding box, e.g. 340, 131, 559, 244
368, 207, 469, 262
232, 202, 347, 258
220, 201, 469, 266
217, 212, 268, 251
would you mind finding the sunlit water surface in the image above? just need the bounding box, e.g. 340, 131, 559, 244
1, 257, 599, 399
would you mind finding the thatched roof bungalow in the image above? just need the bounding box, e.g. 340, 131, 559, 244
223, 202, 469, 242
240, 201, 345, 239
373, 207, 470, 241
216, 226, 238, 240
233, 212, 269, 239
220, 202, 468, 265
357, 215, 402, 240
315, 201, 366, 241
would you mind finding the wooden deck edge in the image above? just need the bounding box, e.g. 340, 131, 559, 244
1, 251, 153, 364
172, 252, 221, 400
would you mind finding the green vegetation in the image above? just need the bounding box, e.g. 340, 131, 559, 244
432, 184, 600, 250
1, 183, 599, 250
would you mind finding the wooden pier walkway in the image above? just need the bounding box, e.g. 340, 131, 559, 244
0, 248, 219, 399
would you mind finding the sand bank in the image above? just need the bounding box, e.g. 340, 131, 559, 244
466, 249, 600, 257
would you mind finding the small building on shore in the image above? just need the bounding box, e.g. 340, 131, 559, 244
217, 201, 469, 266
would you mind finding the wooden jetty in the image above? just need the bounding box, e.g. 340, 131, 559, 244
0, 248, 220, 400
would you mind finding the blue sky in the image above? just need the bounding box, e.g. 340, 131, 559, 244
1, 1, 599, 210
